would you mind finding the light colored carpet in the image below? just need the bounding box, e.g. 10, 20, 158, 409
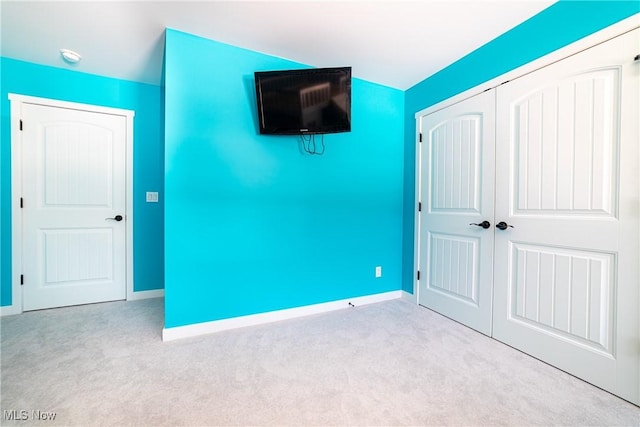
1, 297, 638, 426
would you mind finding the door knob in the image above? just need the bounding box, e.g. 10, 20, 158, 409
496, 221, 513, 230
105, 215, 123, 222
469, 221, 491, 229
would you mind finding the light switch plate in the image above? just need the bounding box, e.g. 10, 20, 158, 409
375, 266, 382, 278
146, 192, 159, 203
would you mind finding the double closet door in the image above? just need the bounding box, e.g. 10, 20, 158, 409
417, 28, 639, 405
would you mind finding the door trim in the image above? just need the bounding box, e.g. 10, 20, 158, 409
413, 116, 422, 300
414, 14, 639, 120
8, 94, 135, 314
412, 14, 639, 301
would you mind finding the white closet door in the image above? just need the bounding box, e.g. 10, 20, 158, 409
417, 90, 496, 335
493, 28, 639, 404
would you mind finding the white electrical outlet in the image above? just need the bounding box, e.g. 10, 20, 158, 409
146, 192, 159, 203
375, 266, 382, 278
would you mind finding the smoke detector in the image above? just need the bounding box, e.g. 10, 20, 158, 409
60, 49, 82, 64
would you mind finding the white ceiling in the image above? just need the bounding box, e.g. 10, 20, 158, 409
0, 0, 556, 90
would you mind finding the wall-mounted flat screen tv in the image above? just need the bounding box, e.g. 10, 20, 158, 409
254, 67, 351, 135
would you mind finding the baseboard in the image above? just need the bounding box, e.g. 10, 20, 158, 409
0, 304, 21, 316
401, 290, 417, 304
0, 289, 163, 316
162, 290, 403, 341
128, 289, 164, 301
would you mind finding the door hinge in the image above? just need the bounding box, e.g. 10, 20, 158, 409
20, 197, 23, 208
19, 120, 23, 131
418, 202, 422, 212
417, 271, 421, 281
20, 274, 24, 285
419, 133, 423, 143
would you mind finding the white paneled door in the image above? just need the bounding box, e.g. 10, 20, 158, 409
417, 90, 496, 336
493, 28, 639, 405
417, 27, 639, 405
21, 103, 127, 311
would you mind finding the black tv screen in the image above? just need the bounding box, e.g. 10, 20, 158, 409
254, 67, 351, 135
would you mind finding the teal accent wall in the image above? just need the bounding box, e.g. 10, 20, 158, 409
401, 1, 640, 293
0, 58, 164, 306
164, 29, 404, 328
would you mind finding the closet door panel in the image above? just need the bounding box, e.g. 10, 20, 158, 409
417, 90, 496, 335
493, 28, 639, 405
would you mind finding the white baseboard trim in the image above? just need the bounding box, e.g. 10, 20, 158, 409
0, 304, 21, 317
128, 289, 164, 301
162, 290, 403, 342
401, 290, 417, 304
0, 289, 164, 316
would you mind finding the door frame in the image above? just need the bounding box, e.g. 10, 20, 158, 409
412, 14, 639, 298
8, 94, 135, 315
